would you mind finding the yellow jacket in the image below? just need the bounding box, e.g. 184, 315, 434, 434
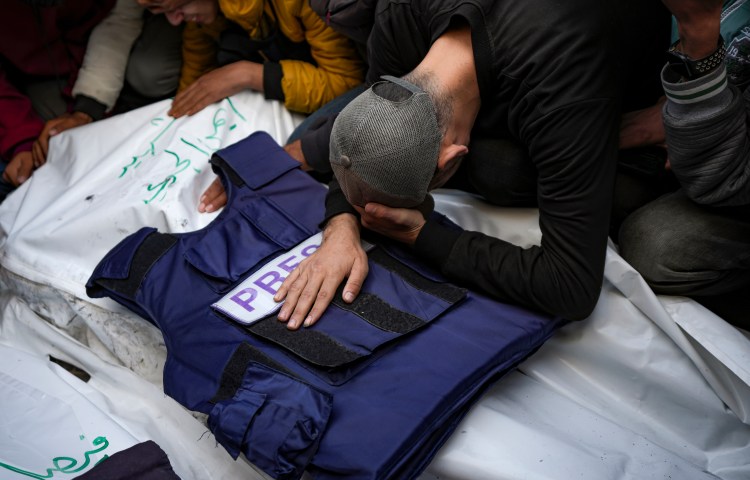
179, 0, 364, 114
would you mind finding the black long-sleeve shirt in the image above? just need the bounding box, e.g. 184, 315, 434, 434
304, 0, 662, 320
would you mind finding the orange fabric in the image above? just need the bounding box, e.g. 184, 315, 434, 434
178, 0, 364, 113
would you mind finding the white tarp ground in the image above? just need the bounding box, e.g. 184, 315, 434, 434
0, 294, 265, 480
0, 92, 748, 480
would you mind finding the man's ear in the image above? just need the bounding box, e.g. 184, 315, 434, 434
437, 143, 469, 169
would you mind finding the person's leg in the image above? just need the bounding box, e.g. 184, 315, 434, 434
23, 79, 69, 121
619, 190, 750, 325
610, 148, 680, 240
120, 13, 183, 110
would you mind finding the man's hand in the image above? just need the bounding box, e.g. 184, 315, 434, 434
32, 111, 92, 167
198, 177, 226, 213
274, 214, 368, 330
356, 203, 427, 246
197, 140, 311, 213
169, 61, 263, 118
3, 151, 34, 187
662, 0, 722, 58
619, 96, 667, 150
284, 139, 313, 170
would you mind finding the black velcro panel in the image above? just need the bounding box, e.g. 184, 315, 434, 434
331, 288, 425, 334
210, 343, 297, 404
247, 317, 362, 368
368, 248, 466, 304
96, 232, 177, 299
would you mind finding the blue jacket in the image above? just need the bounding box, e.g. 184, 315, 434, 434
87, 132, 565, 480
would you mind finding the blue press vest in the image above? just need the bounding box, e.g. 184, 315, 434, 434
86, 132, 564, 480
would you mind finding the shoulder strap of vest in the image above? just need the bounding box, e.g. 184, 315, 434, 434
368, 248, 466, 304
211, 131, 301, 191
93, 231, 178, 299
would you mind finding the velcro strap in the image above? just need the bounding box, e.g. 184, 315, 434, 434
236, 248, 466, 370
368, 248, 466, 304
247, 317, 362, 368
330, 286, 425, 334
211, 343, 298, 404
95, 232, 177, 298
211, 131, 300, 190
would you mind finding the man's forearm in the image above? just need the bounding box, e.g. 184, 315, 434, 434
662, 0, 722, 58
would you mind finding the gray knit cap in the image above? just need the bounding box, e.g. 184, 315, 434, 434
329, 75, 441, 213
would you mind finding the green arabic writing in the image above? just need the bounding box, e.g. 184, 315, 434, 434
119, 98, 247, 204
0, 436, 110, 479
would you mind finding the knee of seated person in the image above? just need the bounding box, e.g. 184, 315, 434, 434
618, 208, 684, 290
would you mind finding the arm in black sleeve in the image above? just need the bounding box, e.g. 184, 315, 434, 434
73, 95, 108, 121
263, 61, 285, 102
299, 114, 337, 173
416, 100, 619, 320
320, 177, 358, 228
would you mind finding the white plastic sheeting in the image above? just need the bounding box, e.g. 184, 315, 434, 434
0, 92, 748, 480
0, 294, 265, 480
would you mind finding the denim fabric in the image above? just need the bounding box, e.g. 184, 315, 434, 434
22, 78, 69, 121
619, 190, 750, 299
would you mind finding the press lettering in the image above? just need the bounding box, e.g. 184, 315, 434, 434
301, 244, 319, 257
278, 254, 301, 273
254, 271, 284, 295
230, 287, 258, 312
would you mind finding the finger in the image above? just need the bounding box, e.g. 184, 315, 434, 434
342, 257, 368, 304
202, 190, 227, 213
275, 267, 302, 310
277, 270, 315, 326
32, 141, 44, 167
48, 117, 81, 137
172, 83, 208, 117
198, 189, 227, 213
17, 157, 34, 185
38, 125, 54, 159
171, 91, 201, 117
277, 267, 325, 329
5, 163, 20, 187
285, 279, 325, 330
169, 88, 196, 117
364, 202, 388, 218
198, 177, 223, 212
302, 277, 340, 328
185, 91, 216, 116
38, 118, 72, 160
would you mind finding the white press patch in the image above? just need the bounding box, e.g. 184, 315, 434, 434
212, 233, 373, 325
212, 233, 322, 325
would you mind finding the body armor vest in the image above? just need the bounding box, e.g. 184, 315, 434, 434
87, 132, 564, 480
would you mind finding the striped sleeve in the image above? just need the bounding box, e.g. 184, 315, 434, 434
662, 62, 732, 116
